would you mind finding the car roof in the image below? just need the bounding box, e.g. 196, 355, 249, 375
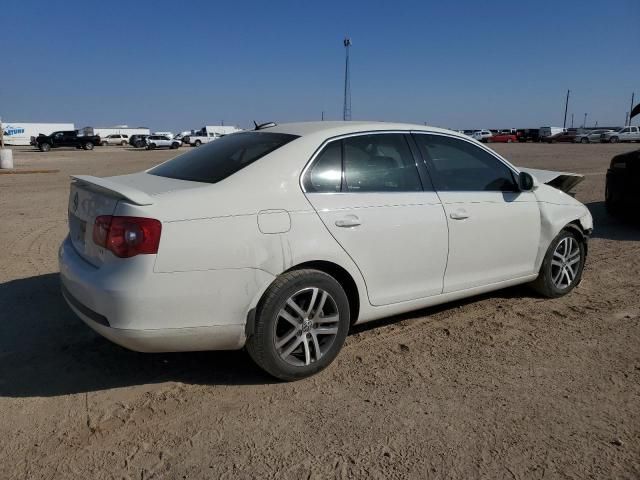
263, 121, 464, 139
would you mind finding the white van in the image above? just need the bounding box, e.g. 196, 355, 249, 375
539, 127, 565, 140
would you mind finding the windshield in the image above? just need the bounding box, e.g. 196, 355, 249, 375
148, 131, 298, 183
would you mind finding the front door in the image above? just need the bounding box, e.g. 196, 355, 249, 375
303, 133, 449, 306
413, 133, 540, 293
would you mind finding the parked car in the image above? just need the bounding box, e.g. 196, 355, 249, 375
35, 131, 101, 152
59, 122, 592, 380
471, 129, 493, 142
129, 135, 149, 148
516, 128, 541, 143
146, 135, 181, 150
487, 132, 517, 143
600, 126, 640, 143
574, 129, 614, 144
101, 134, 130, 146
539, 127, 565, 141
544, 130, 577, 143
605, 148, 640, 215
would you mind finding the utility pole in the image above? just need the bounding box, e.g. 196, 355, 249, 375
628, 93, 635, 126
583, 113, 588, 128
343, 37, 352, 121
563, 90, 570, 129
571, 113, 574, 128
321, 111, 324, 121
0, 117, 4, 149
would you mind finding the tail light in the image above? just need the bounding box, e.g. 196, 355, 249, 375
93, 216, 162, 258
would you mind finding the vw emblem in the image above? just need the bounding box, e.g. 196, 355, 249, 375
73, 192, 79, 213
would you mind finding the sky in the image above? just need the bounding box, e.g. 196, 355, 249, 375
2, 0, 639, 131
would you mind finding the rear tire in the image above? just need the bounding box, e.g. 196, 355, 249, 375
246, 269, 350, 381
530, 229, 585, 298
610, 137, 619, 143
194, 140, 201, 146
83, 142, 94, 150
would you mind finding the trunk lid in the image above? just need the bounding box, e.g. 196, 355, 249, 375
67, 173, 207, 266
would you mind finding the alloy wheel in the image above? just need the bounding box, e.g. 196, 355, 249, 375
274, 287, 340, 367
551, 237, 581, 289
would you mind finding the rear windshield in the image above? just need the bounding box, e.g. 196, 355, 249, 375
148, 131, 298, 183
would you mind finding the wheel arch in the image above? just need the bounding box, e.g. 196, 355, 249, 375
283, 260, 360, 326
245, 260, 361, 337
564, 220, 589, 256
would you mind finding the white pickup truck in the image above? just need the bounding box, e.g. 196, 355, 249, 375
600, 126, 640, 143
188, 126, 242, 146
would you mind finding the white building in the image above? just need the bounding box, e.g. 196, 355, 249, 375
1, 122, 75, 145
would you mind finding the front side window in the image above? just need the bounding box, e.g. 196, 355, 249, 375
149, 131, 298, 183
414, 134, 517, 192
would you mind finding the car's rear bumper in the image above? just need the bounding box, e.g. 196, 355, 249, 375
59, 236, 275, 352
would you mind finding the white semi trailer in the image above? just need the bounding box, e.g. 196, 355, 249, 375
2, 122, 75, 145
79, 126, 151, 138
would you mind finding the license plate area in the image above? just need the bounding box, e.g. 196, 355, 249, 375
69, 213, 88, 248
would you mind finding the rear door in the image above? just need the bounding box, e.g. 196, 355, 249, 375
303, 133, 449, 306
413, 133, 540, 293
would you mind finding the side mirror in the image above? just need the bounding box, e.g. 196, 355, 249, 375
518, 171, 535, 192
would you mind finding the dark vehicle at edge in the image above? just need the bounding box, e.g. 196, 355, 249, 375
606, 149, 640, 216
33, 131, 101, 152
516, 128, 541, 142
129, 134, 149, 148
544, 130, 577, 143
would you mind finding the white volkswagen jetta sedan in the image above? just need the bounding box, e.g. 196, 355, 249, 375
60, 122, 593, 380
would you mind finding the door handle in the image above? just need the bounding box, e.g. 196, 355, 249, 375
449, 210, 469, 220
335, 215, 361, 228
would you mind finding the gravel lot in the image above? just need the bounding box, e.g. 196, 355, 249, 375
1, 142, 639, 479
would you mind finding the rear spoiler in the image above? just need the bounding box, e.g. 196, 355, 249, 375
518, 168, 584, 193
71, 175, 154, 206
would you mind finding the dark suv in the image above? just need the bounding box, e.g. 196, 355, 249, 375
606, 149, 640, 215
129, 135, 149, 148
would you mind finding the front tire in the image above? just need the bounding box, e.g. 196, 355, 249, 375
247, 269, 350, 381
39, 143, 51, 152
581, 137, 589, 144
101, 141, 108, 146
531, 229, 585, 298
121, 141, 127, 146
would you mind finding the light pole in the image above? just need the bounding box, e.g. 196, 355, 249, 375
583, 113, 588, 128
343, 37, 352, 121
563, 90, 570, 129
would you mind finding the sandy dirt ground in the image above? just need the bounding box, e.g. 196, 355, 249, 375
0, 142, 639, 479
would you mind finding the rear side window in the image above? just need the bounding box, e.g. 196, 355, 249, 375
343, 134, 422, 192
414, 134, 517, 192
148, 132, 298, 183
303, 133, 423, 193
306, 141, 342, 193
